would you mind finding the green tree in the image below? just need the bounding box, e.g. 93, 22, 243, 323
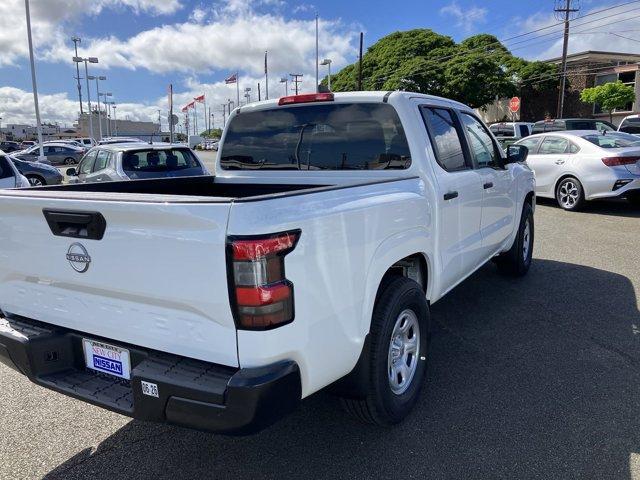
580, 81, 636, 123
328, 29, 551, 109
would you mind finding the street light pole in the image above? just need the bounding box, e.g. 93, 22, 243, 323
24, 0, 45, 160
71, 36, 83, 115
320, 59, 332, 91
112, 104, 117, 136
89, 75, 106, 140
73, 56, 98, 142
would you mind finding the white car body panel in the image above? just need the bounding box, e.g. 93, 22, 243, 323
0, 92, 535, 398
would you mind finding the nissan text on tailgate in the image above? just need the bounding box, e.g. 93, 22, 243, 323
0, 91, 535, 434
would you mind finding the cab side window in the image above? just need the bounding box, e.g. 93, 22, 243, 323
538, 137, 569, 155
421, 106, 468, 172
0, 156, 13, 179
79, 150, 98, 175
459, 113, 501, 169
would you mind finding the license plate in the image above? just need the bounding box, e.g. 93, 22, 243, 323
83, 339, 131, 380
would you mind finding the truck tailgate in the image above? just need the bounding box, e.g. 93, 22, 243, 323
0, 195, 238, 367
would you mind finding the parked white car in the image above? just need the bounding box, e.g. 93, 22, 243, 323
0, 91, 535, 434
516, 130, 640, 210
0, 153, 30, 188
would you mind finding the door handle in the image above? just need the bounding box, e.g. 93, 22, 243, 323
483, 182, 494, 189
555, 159, 565, 165
443, 191, 458, 200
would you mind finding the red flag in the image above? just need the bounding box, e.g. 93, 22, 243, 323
225, 73, 237, 84
194, 94, 205, 103
181, 105, 188, 112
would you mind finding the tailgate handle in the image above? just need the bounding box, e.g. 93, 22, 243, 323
43, 209, 106, 240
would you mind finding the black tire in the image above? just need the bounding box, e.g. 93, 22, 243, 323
555, 176, 585, 211
64, 157, 76, 165
341, 276, 429, 426
496, 202, 534, 277
26, 175, 45, 187
628, 191, 640, 207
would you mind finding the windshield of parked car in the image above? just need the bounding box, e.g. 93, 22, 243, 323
220, 103, 411, 170
121, 148, 204, 178
581, 132, 640, 148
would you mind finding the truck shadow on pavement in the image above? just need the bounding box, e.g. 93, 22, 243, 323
45, 259, 640, 480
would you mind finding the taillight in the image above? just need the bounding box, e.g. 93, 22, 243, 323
227, 230, 300, 330
278, 93, 334, 106
602, 156, 640, 166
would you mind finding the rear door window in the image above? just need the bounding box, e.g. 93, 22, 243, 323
220, 103, 411, 170
538, 137, 569, 154
421, 106, 468, 172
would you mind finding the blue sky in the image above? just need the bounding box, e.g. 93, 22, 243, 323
0, 0, 638, 127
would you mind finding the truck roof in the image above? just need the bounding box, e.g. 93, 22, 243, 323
231, 91, 471, 114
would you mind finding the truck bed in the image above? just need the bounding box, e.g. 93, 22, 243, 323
5, 175, 325, 202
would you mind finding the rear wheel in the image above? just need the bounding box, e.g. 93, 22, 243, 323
556, 177, 585, 211
64, 157, 76, 165
341, 276, 429, 426
26, 175, 45, 187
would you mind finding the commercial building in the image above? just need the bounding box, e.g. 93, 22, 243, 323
77, 113, 160, 141
478, 50, 640, 126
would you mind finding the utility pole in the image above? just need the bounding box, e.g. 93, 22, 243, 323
71, 37, 83, 114
555, 0, 580, 118
25, 0, 44, 160
358, 32, 364, 91
290, 74, 303, 95
221, 104, 226, 126
315, 13, 319, 93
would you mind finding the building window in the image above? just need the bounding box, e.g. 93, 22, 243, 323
593, 71, 636, 114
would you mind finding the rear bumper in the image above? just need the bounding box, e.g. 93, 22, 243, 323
0, 314, 301, 435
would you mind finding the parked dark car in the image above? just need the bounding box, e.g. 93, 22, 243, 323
14, 142, 84, 165
0, 141, 21, 153
9, 155, 63, 186
531, 118, 616, 134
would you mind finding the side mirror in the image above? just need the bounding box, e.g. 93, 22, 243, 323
505, 144, 528, 164
66, 168, 78, 176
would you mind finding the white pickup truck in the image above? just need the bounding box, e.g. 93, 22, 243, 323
0, 92, 534, 434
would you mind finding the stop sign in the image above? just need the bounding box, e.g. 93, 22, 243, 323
509, 96, 521, 113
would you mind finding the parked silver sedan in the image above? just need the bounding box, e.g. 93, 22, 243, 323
515, 131, 640, 210
67, 143, 209, 184
14, 142, 85, 165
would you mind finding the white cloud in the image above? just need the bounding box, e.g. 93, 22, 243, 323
45, 10, 357, 78
0, 0, 183, 66
0, 86, 163, 126
439, 1, 487, 33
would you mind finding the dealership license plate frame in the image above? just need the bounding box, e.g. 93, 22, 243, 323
82, 338, 131, 380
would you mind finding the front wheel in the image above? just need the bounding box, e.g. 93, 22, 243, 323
556, 177, 584, 211
627, 191, 640, 207
341, 276, 429, 426
496, 202, 534, 277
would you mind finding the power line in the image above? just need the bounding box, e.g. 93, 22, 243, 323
416, 1, 640, 68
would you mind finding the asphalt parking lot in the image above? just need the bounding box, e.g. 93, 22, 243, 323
1, 196, 639, 480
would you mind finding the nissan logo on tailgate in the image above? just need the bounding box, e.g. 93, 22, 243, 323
66, 243, 91, 273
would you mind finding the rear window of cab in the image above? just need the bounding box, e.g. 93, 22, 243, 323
220, 103, 411, 171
